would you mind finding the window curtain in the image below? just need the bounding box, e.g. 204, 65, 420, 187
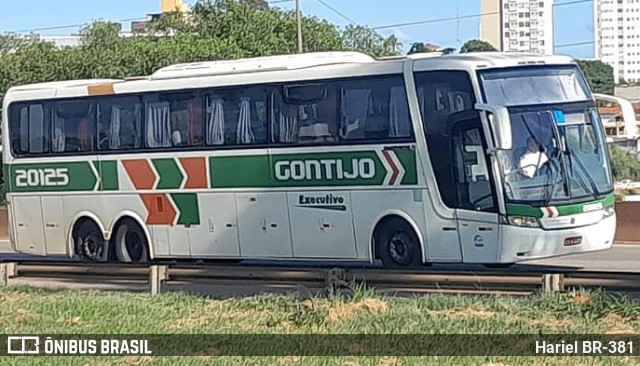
146, 102, 171, 148
109, 106, 122, 149
206, 97, 225, 145
236, 97, 254, 144
389, 86, 410, 138
279, 104, 298, 143
341, 89, 370, 139
52, 110, 65, 152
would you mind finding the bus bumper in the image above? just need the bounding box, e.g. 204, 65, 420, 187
498, 214, 616, 263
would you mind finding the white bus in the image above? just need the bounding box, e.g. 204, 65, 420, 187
2, 51, 616, 267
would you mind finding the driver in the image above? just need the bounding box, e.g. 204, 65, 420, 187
519, 137, 549, 178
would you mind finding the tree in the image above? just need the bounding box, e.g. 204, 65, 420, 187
608, 145, 640, 182
459, 39, 497, 53
0, 0, 400, 100
576, 60, 614, 95
341, 25, 401, 57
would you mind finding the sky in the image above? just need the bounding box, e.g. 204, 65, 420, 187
0, 0, 596, 59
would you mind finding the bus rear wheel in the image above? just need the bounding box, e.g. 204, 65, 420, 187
113, 219, 149, 263
376, 217, 422, 268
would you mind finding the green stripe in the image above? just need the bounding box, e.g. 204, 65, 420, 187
504, 203, 543, 218
210, 155, 271, 188
153, 159, 183, 189
209, 149, 418, 188
506, 193, 615, 218
93, 161, 119, 191
7, 162, 97, 192
394, 148, 418, 185
170, 193, 200, 225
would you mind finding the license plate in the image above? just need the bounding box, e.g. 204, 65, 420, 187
564, 236, 582, 246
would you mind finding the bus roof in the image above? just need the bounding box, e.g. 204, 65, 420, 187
4, 51, 577, 98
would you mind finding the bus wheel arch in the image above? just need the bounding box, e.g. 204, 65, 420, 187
71, 216, 107, 262
372, 214, 425, 268
110, 215, 150, 263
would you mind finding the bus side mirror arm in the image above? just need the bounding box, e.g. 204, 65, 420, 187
475, 103, 513, 150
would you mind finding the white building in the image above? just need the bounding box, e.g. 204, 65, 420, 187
594, 0, 640, 84
480, 0, 554, 54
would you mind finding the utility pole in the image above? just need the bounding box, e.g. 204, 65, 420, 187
296, 0, 303, 53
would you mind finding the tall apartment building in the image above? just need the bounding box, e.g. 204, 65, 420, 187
480, 0, 554, 54
594, 0, 640, 84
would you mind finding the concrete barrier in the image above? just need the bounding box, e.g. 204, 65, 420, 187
614, 201, 640, 243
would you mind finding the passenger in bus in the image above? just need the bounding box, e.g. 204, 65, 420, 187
518, 137, 549, 178
78, 117, 93, 151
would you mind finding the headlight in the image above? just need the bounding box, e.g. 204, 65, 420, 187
500, 215, 540, 228
603, 206, 615, 218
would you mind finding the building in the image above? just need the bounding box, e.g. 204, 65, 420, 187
480, 0, 554, 54
40, 0, 188, 49
594, 0, 640, 84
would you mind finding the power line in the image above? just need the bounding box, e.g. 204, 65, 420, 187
555, 40, 594, 48
315, 0, 357, 24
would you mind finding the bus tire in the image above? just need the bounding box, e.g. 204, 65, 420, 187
375, 217, 422, 268
113, 219, 149, 263
74, 219, 106, 262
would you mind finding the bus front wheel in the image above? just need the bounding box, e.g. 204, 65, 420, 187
114, 219, 149, 263
375, 217, 422, 268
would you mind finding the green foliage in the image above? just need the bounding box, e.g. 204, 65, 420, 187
341, 24, 401, 57
459, 39, 497, 53
576, 59, 614, 95
608, 145, 640, 181
0, 0, 399, 101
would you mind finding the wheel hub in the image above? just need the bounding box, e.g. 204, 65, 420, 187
389, 231, 411, 264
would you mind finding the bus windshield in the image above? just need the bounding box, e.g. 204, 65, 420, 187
479, 66, 613, 205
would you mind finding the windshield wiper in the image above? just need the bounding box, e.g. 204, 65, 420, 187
567, 150, 600, 199
545, 112, 571, 198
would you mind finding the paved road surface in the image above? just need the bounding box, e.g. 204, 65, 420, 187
1, 240, 638, 272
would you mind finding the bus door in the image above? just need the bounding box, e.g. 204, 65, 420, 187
449, 115, 500, 263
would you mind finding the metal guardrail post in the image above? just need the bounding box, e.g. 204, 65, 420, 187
0, 263, 16, 286
149, 265, 169, 295
542, 273, 565, 293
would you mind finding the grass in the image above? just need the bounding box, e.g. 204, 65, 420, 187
0, 286, 639, 365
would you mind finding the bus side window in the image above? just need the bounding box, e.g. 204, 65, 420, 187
52, 101, 95, 153
452, 126, 497, 212
98, 97, 142, 151
414, 70, 478, 209
10, 103, 48, 155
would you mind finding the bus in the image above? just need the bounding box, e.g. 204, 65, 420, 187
1, 51, 616, 267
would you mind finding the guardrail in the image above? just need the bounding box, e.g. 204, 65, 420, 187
2, 261, 640, 296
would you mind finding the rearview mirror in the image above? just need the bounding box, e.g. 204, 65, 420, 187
474, 103, 512, 150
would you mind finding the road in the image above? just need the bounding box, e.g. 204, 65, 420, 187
1, 240, 638, 272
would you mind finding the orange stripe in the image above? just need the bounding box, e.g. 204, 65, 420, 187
140, 194, 176, 225
179, 157, 208, 189
87, 83, 115, 95
122, 160, 156, 190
